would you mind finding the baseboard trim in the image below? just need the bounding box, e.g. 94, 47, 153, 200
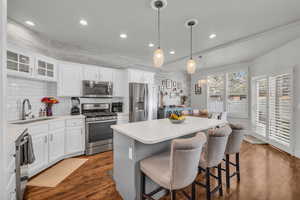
294, 149, 300, 159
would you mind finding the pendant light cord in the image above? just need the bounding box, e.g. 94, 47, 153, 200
158, 7, 161, 49
190, 25, 193, 59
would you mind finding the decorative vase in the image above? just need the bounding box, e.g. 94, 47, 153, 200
46, 104, 53, 117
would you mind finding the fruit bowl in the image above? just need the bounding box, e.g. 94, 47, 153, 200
169, 118, 185, 124
169, 113, 186, 124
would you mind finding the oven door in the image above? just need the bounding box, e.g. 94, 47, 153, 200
86, 119, 116, 151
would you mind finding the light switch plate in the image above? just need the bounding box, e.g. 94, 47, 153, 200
128, 147, 133, 160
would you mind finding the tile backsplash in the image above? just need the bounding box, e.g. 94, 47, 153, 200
7, 77, 71, 121
7, 77, 125, 121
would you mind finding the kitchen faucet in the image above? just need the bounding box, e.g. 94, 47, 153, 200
22, 99, 32, 120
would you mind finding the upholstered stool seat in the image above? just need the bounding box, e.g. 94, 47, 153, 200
140, 133, 207, 200
140, 152, 171, 189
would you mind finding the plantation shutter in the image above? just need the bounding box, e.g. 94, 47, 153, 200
207, 74, 225, 112
268, 73, 293, 145
255, 79, 268, 137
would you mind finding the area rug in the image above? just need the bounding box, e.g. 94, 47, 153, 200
27, 158, 88, 187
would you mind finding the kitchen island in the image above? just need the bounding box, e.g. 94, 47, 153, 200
111, 116, 226, 200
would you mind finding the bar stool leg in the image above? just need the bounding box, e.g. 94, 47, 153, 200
217, 164, 223, 196
236, 153, 241, 182
206, 168, 211, 200
171, 190, 176, 200
192, 182, 196, 200
141, 172, 146, 200
225, 154, 230, 188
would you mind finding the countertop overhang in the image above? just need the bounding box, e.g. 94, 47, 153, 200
111, 116, 227, 144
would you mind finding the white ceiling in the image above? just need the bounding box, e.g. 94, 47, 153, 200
7, 0, 300, 71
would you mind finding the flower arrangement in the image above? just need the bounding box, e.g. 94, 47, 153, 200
41, 97, 59, 116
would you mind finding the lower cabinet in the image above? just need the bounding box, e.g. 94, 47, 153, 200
28, 118, 85, 177
49, 129, 65, 163
28, 133, 49, 176
65, 127, 85, 154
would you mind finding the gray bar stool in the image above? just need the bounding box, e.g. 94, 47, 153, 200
140, 132, 207, 200
195, 125, 232, 200
224, 123, 245, 188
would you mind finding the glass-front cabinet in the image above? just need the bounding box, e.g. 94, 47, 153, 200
35, 55, 57, 81
6, 45, 57, 82
7, 48, 34, 77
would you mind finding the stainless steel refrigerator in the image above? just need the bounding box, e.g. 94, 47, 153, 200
129, 83, 149, 122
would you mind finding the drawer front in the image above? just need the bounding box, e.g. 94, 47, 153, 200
29, 124, 49, 135
66, 119, 84, 127
49, 120, 65, 131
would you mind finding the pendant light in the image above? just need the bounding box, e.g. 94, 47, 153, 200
185, 19, 198, 74
151, 0, 167, 68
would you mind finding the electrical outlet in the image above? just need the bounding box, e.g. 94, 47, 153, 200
128, 147, 133, 160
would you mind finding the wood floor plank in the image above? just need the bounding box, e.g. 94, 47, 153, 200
24, 142, 300, 200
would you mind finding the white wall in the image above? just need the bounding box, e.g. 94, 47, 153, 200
0, 0, 7, 199
251, 37, 300, 158
7, 77, 72, 121
155, 71, 191, 106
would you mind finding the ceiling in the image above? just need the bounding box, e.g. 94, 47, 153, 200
7, 0, 300, 71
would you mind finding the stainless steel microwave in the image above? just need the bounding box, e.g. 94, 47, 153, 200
82, 80, 113, 97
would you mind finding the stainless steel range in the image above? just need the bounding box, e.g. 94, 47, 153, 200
82, 103, 117, 155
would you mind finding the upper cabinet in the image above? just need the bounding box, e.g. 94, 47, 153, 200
83, 65, 113, 82
58, 62, 82, 97
6, 45, 34, 78
128, 69, 155, 85
83, 65, 99, 81
35, 55, 58, 82
113, 69, 127, 97
99, 67, 113, 82
6, 44, 58, 82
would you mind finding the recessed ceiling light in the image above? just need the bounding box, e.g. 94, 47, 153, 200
25, 20, 35, 26
79, 19, 88, 26
148, 43, 154, 47
209, 33, 216, 39
169, 50, 175, 55
120, 33, 127, 39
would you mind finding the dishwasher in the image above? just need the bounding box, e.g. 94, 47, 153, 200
15, 128, 31, 200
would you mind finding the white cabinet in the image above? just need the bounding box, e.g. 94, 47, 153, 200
113, 69, 127, 97
83, 65, 113, 82
65, 127, 84, 154
6, 45, 34, 78
99, 67, 113, 82
58, 62, 82, 97
128, 69, 155, 84
26, 117, 85, 177
48, 129, 65, 163
28, 133, 49, 176
83, 65, 99, 81
35, 55, 57, 82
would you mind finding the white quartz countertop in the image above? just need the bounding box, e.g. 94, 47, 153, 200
111, 116, 227, 144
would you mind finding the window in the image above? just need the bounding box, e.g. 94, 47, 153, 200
207, 74, 225, 112
227, 71, 248, 118
205, 70, 248, 118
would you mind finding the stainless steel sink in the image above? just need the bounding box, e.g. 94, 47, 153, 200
10, 117, 55, 125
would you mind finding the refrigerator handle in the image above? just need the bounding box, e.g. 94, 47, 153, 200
144, 85, 149, 120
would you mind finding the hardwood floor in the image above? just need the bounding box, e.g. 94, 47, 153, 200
24, 142, 300, 200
